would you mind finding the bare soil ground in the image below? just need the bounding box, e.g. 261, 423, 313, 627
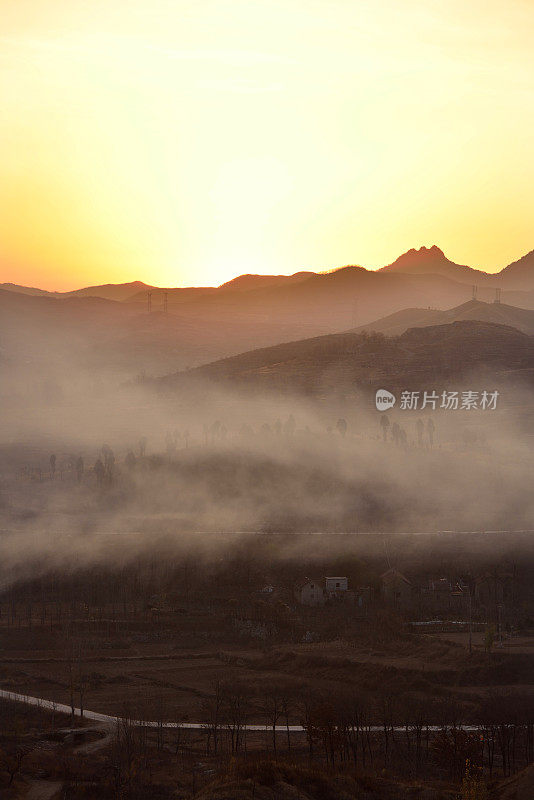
2, 627, 533, 724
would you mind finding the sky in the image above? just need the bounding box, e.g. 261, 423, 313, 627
1, 0, 533, 291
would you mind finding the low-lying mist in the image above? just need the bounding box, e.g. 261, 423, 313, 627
1, 355, 533, 590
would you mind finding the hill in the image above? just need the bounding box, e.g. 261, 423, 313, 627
0, 282, 62, 297
218, 270, 314, 292
121, 255, 534, 333
4, 244, 534, 307
0, 287, 336, 379
380, 245, 534, 292
4, 278, 534, 387
4, 244, 534, 322
164, 266, 490, 331
161, 320, 534, 395
0, 280, 155, 301
498, 249, 534, 291
125, 286, 216, 305
353, 299, 534, 337
65, 280, 155, 301
3, 246, 534, 382
379, 245, 493, 283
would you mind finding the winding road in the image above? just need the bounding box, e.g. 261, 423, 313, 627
0, 688, 481, 733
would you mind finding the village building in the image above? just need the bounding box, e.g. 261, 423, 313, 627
421, 577, 468, 615
381, 568, 412, 607
355, 585, 373, 609
475, 572, 513, 618
325, 576, 348, 595
294, 579, 325, 607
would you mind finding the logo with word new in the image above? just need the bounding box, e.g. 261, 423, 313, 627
375, 389, 396, 411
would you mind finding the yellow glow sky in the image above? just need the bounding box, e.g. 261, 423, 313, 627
1, 0, 533, 290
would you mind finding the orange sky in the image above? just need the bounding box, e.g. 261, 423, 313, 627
1, 0, 533, 290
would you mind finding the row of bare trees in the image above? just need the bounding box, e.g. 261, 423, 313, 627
4, 682, 532, 792
95, 680, 534, 795
195, 681, 534, 780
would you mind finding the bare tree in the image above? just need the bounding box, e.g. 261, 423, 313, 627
260, 684, 283, 756
202, 680, 224, 755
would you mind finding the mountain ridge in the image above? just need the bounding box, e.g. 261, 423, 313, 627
352, 299, 534, 337
378, 245, 494, 283
3, 245, 534, 301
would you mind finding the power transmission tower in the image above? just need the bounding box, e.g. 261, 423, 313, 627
494, 288, 501, 304
472, 285, 478, 300
147, 291, 152, 313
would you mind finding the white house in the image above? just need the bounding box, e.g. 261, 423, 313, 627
325, 576, 348, 595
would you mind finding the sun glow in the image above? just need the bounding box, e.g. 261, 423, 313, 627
1, 0, 533, 290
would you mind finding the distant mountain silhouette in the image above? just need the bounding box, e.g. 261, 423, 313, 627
0, 282, 62, 297
168, 265, 474, 328
66, 280, 155, 301
218, 271, 314, 292
4, 245, 534, 307
498, 249, 534, 290
354, 299, 534, 337
154, 263, 534, 332
126, 271, 317, 305
0, 280, 155, 302
379, 245, 494, 283
380, 245, 534, 292
3, 246, 534, 380
0, 288, 334, 378
125, 286, 217, 305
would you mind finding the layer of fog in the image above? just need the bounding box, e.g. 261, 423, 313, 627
1, 352, 533, 589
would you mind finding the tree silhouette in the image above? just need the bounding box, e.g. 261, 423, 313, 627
76, 456, 84, 483
336, 418, 347, 438
94, 458, 105, 488
102, 444, 115, 483
427, 417, 435, 448
416, 418, 424, 446
380, 415, 390, 442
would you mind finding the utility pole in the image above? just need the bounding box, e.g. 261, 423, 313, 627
497, 603, 503, 645
468, 591, 472, 656
147, 291, 152, 313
